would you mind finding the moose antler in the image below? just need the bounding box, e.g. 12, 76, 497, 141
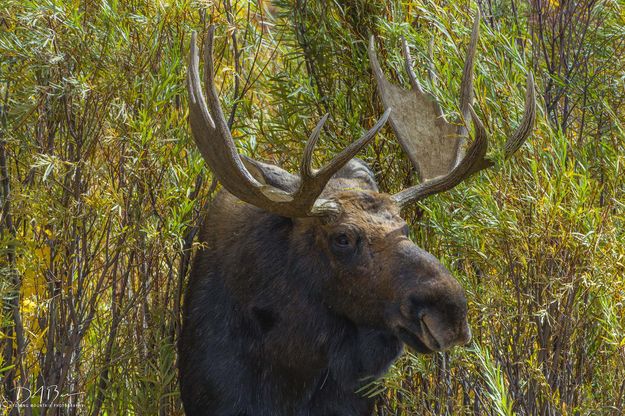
188, 27, 390, 217
368, 11, 536, 207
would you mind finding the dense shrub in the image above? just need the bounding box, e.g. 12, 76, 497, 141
1, 0, 623, 414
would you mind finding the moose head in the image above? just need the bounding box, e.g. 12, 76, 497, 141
180, 13, 535, 416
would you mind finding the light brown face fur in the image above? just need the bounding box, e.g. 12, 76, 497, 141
293, 177, 470, 353
298, 191, 406, 326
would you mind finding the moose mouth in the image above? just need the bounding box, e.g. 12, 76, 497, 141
395, 319, 441, 354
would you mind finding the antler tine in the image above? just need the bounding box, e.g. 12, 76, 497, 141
456, 9, 480, 150
314, 108, 391, 182
426, 39, 446, 120
188, 29, 263, 200
188, 27, 389, 218
300, 114, 329, 179
401, 36, 447, 122
504, 72, 536, 158
401, 36, 422, 93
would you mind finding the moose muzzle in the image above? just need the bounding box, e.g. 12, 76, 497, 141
388, 242, 471, 353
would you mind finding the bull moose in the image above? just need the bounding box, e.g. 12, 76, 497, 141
179, 13, 535, 416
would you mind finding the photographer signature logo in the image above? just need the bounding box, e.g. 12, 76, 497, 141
1, 385, 84, 409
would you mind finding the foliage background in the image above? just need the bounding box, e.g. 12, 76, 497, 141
1, 0, 624, 414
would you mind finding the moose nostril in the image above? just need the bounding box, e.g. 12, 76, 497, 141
409, 297, 427, 320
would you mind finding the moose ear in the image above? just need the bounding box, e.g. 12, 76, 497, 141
332, 158, 379, 192
242, 156, 300, 193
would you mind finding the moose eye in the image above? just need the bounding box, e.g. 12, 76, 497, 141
330, 229, 360, 256
334, 234, 351, 248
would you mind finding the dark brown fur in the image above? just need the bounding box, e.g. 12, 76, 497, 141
179, 160, 470, 416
